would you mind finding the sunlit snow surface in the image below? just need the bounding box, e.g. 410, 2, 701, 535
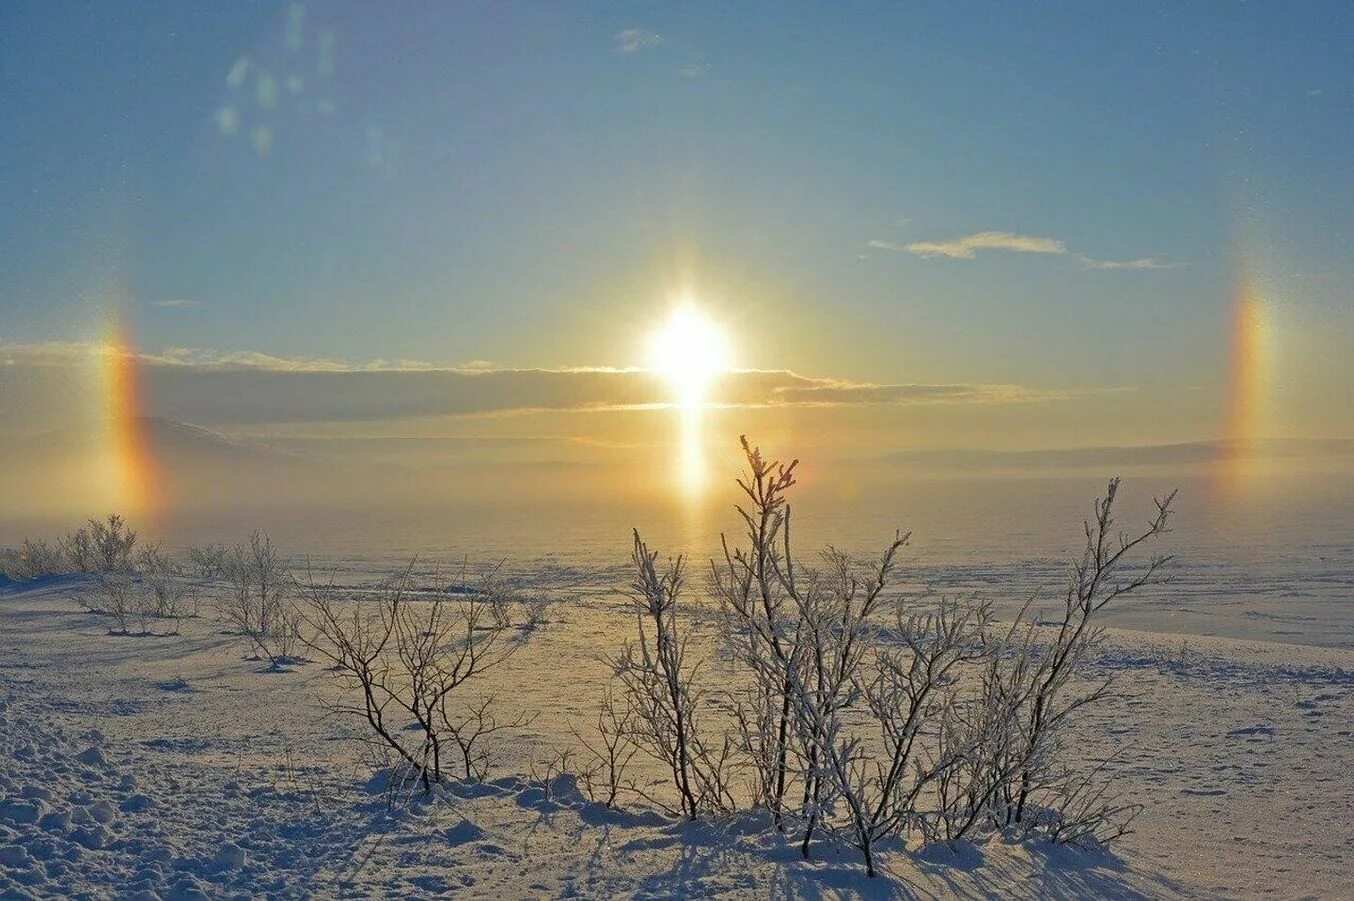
1, 472, 1351, 896
1, 566, 1350, 898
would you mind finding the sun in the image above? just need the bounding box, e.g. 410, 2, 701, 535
649, 303, 732, 406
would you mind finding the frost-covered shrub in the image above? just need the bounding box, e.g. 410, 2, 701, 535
81, 568, 141, 634
604, 438, 1176, 877
573, 689, 639, 809
968, 477, 1174, 846
609, 532, 737, 820
0, 539, 69, 580
61, 514, 137, 573
302, 563, 519, 791
219, 531, 301, 667
59, 538, 195, 634
447, 694, 532, 781
487, 581, 517, 631
2, 514, 140, 581
521, 595, 558, 629
185, 543, 230, 580
137, 545, 198, 622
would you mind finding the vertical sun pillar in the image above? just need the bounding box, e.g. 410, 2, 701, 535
99, 314, 162, 525
649, 298, 732, 547
1217, 272, 1271, 499
676, 399, 706, 498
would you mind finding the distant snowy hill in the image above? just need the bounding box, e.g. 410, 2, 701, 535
4, 417, 298, 465
0, 417, 331, 518
882, 438, 1354, 474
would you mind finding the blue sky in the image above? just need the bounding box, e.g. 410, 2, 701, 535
2, 1, 1351, 444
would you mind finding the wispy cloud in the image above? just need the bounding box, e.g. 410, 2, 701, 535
150, 299, 204, 309
616, 28, 663, 55
1076, 256, 1178, 271
870, 230, 1177, 270
887, 231, 1067, 259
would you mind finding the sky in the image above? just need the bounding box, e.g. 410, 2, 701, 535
2, 1, 1352, 490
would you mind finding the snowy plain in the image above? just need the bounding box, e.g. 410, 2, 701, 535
1, 547, 1350, 899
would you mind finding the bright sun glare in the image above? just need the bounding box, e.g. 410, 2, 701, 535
649, 304, 732, 406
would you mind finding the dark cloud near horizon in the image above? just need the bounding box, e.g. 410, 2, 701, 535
0, 343, 1081, 428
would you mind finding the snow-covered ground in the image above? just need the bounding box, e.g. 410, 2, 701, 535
1, 568, 1350, 899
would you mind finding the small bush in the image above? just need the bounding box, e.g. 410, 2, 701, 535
609, 532, 738, 819
0, 539, 69, 580
573, 689, 639, 809
82, 569, 141, 634
185, 543, 231, 580
137, 545, 198, 622
62, 514, 137, 573
521, 595, 558, 629
219, 531, 302, 667
302, 562, 520, 792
